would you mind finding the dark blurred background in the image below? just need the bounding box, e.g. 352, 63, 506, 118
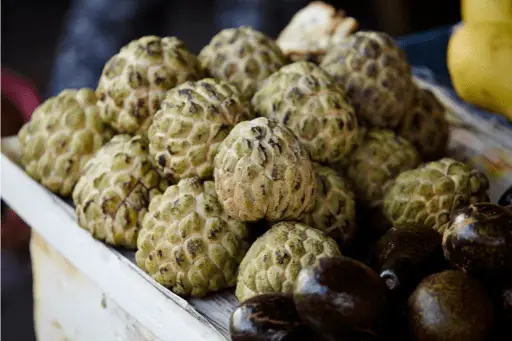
1, 1, 460, 340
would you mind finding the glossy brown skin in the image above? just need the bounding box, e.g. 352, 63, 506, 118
407, 270, 494, 341
229, 293, 313, 341
498, 185, 512, 207
374, 225, 449, 299
442, 203, 512, 280
294, 257, 390, 341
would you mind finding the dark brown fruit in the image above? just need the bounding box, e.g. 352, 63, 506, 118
443, 203, 512, 280
407, 270, 494, 341
499, 185, 512, 207
374, 225, 449, 299
294, 257, 390, 341
229, 293, 313, 341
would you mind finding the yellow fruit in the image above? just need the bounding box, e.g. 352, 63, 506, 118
447, 22, 512, 120
461, 0, 512, 23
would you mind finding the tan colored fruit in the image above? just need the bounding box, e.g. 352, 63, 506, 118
299, 164, 357, 247
73, 135, 170, 248
252, 61, 361, 165
214, 117, 317, 222
18, 88, 113, 196
96, 36, 202, 135
198, 26, 287, 100
396, 87, 450, 161
321, 31, 415, 128
276, 1, 358, 63
383, 158, 490, 234
148, 78, 253, 181
236, 221, 341, 302
136, 177, 249, 297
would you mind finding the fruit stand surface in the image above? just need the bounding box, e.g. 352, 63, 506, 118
2, 71, 512, 340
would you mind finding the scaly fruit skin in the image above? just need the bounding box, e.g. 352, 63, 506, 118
321, 31, 414, 128
214, 117, 317, 222
18, 88, 113, 196
236, 221, 341, 302
447, 22, 512, 121
73, 135, 170, 248
383, 158, 490, 235
299, 164, 357, 247
347, 129, 421, 208
397, 87, 450, 161
198, 26, 287, 100
97, 36, 202, 135
252, 61, 361, 165
136, 177, 249, 297
148, 78, 253, 181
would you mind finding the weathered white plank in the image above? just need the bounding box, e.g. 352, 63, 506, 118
1, 137, 235, 341
31, 231, 159, 341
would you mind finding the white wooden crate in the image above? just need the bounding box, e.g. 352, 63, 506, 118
1, 77, 511, 341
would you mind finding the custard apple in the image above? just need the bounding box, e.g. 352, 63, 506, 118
346, 129, 421, 208
396, 87, 450, 161
18, 88, 113, 196
72, 135, 170, 248
299, 164, 357, 247
97, 36, 202, 135
214, 117, 317, 222
383, 158, 491, 234
136, 177, 250, 297
148, 78, 253, 181
236, 221, 341, 302
198, 26, 287, 100
252, 61, 361, 165
321, 31, 414, 128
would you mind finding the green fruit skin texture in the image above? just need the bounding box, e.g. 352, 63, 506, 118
320, 31, 414, 129
443, 203, 512, 281
236, 221, 341, 302
299, 163, 357, 248
136, 177, 249, 297
148, 78, 253, 181
407, 270, 494, 341
229, 293, 314, 341
294, 256, 390, 341
214, 117, 317, 222
97, 36, 203, 135
383, 158, 490, 235
374, 225, 449, 299
198, 26, 287, 101
251, 61, 362, 166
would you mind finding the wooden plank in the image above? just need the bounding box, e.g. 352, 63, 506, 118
31, 231, 159, 341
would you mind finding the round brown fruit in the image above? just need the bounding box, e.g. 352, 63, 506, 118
294, 256, 390, 340
229, 293, 314, 341
443, 203, 512, 281
407, 270, 494, 341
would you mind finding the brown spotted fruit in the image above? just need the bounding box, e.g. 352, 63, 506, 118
442, 203, 512, 281
374, 225, 449, 299
294, 257, 390, 340
407, 270, 494, 341
229, 293, 314, 341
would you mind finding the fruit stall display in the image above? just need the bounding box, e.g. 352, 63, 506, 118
1, 1, 511, 341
